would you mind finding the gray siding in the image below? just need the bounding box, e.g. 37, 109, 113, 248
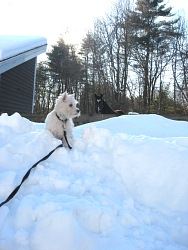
0, 58, 36, 114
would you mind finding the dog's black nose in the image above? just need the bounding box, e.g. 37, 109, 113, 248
77, 108, 80, 113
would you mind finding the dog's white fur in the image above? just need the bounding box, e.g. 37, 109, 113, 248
45, 92, 80, 147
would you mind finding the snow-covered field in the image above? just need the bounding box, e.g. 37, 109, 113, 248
0, 113, 188, 250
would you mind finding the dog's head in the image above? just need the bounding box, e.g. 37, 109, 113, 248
55, 92, 80, 119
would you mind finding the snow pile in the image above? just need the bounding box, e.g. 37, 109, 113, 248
0, 113, 188, 250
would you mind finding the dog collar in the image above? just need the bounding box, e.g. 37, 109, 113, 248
56, 113, 67, 123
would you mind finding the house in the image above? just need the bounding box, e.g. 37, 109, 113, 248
0, 36, 47, 114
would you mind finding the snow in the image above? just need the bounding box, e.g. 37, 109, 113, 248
0, 112, 188, 250
128, 112, 139, 115
0, 36, 47, 61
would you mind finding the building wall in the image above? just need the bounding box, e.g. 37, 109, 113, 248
0, 58, 36, 114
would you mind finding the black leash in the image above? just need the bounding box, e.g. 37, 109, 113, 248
64, 131, 72, 149
0, 143, 63, 208
56, 113, 72, 150
0, 113, 73, 208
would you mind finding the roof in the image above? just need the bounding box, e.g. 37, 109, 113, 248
0, 36, 47, 74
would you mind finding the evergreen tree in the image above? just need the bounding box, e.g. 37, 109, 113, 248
47, 38, 70, 95
47, 37, 83, 96
34, 62, 49, 113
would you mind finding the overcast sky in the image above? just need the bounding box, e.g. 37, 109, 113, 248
0, 0, 187, 54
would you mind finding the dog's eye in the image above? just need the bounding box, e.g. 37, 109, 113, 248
69, 104, 73, 107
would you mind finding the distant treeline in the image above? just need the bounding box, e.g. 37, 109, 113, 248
34, 0, 188, 115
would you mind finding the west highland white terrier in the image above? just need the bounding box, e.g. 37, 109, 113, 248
45, 92, 80, 148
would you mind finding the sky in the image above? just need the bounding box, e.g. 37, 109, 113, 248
0, 0, 187, 57
0, 0, 116, 48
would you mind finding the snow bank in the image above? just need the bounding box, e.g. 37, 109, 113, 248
75, 114, 188, 138
0, 112, 188, 250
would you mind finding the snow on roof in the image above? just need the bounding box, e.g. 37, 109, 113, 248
0, 36, 47, 61
0, 36, 47, 74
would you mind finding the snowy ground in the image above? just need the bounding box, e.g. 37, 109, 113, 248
0, 113, 188, 250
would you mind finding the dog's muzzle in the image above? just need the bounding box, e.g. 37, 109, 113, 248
75, 108, 80, 117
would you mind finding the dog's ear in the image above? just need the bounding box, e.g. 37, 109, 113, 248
62, 92, 67, 102
100, 94, 103, 98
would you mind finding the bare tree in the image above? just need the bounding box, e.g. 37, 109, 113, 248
129, 0, 179, 113
171, 17, 188, 112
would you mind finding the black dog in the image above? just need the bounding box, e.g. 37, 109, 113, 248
95, 94, 124, 115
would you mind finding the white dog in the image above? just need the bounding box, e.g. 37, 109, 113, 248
45, 92, 80, 148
